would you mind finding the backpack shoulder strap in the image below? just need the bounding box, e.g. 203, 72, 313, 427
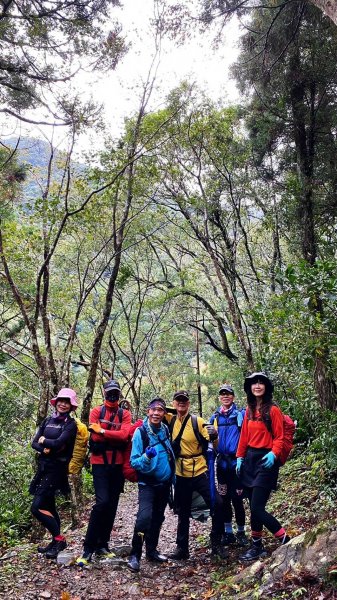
162, 422, 170, 440
138, 425, 149, 452
169, 415, 177, 436
191, 415, 208, 453
99, 405, 123, 426
191, 414, 202, 444
236, 408, 245, 429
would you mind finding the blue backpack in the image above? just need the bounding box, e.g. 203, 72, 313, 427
212, 406, 245, 468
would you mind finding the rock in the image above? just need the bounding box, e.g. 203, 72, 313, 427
231, 523, 337, 596
0, 551, 17, 560
262, 526, 337, 589
232, 559, 264, 584
39, 592, 52, 599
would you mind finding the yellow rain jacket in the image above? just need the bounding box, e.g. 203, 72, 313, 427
166, 413, 211, 478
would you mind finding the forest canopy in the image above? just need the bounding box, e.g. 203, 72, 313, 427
0, 0, 337, 554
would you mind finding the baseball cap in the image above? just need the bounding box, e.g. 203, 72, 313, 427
219, 384, 235, 395
103, 379, 121, 393
173, 390, 190, 402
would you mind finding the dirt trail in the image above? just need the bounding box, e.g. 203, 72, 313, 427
0, 484, 232, 600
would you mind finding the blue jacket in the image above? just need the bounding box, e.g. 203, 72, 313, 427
210, 404, 245, 471
130, 417, 175, 485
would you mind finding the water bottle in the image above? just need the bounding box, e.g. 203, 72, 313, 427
56, 550, 76, 566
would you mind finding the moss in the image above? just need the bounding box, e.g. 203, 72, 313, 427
303, 522, 330, 546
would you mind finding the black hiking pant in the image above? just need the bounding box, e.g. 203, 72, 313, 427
31, 492, 61, 537
217, 467, 245, 527
245, 486, 282, 534
84, 464, 124, 552
174, 472, 223, 553
131, 481, 170, 559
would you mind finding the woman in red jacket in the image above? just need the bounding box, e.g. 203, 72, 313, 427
236, 372, 290, 561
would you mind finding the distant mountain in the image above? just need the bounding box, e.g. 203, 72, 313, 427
5, 137, 85, 202
6, 137, 63, 168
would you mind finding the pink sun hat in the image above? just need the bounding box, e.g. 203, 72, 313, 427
50, 387, 78, 409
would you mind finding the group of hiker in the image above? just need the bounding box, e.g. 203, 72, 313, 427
30, 372, 291, 569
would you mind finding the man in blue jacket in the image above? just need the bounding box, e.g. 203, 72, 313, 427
210, 384, 248, 547
127, 397, 175, 572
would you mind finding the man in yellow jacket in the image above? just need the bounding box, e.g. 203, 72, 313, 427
166, 390, 226, 560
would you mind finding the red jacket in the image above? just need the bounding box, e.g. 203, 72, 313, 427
236, 405, 284, 459
89, 403, 132, 465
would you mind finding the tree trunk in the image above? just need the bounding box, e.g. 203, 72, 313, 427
68, 474, 84, 528
290, 51, 337, 410
36, 367, 52, 425
314, 351, 337, 411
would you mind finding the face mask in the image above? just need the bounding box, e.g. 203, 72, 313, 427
105, 390, 120, 402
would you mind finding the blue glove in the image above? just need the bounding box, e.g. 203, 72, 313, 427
261, 451, 276, 469
236, 457, 244, 476
145, 446, 157, 459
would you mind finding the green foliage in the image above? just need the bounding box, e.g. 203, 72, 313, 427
247, 258, 337, 442
0, 440, 33, 546
2, 1, 337, 540
0, 1, 127, 119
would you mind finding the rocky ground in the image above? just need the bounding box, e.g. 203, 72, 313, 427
1, 460, 337, 600
0, 483, 242, 600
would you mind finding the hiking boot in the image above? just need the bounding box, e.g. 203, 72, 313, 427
239, 543, 267, 562
45, 539, 67, 559
236, 532, 249, 547
146, 550, 168, 563
96, 547, 116, 559
76, 550, 93, 566
127, 554, 140, 572
37, 540, 55, 554
169, 548, 189, 560
222, 532, 236, 546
